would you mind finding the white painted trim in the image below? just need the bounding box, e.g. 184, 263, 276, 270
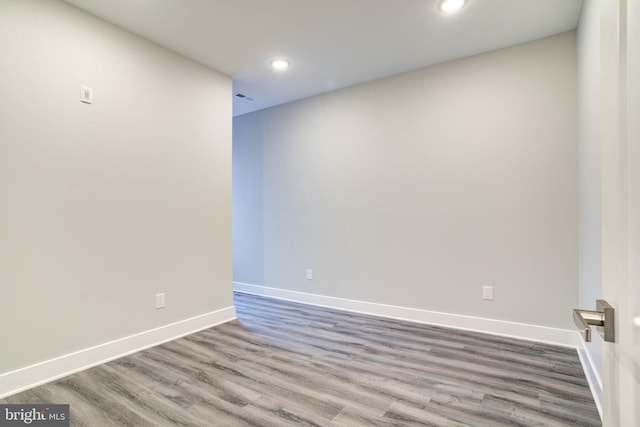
0, 306, 236, 399
233, 282, 579, 348
576, 337, 603, 420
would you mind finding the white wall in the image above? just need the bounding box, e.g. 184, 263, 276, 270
234, 32, 578, 330
577, 0, 604, 392
0, 0, 232, 376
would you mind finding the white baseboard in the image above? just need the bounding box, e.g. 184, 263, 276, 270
0, 306, 236, 399
576, 338, 603, 420
233, 282, 579, 348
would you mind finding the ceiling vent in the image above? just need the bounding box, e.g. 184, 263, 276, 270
235, 93, 254, 101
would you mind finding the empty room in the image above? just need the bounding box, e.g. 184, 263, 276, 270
0, 0, 638, 426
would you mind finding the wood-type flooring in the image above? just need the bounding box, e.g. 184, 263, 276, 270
2, 292, 601, 426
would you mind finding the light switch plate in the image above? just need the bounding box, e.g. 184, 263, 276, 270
80, 85, 93, 104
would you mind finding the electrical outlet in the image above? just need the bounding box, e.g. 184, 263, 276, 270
306, 269, 313, 280
483, 286, 493, 300
156, 292, 166, 309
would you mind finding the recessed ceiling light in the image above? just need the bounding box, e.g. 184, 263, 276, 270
270, 59, 290, 71
439, 0, 466, 12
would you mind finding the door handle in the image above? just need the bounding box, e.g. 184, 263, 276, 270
573, 299, 615, 342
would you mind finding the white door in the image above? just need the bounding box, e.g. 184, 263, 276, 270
600, 0, 640, 425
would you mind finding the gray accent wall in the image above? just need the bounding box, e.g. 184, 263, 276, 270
233, 32, 578, 330
0, 0, 232, 374
233, 114, 264, 285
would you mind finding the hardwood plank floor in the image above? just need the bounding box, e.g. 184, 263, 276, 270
3, 292, 600, 426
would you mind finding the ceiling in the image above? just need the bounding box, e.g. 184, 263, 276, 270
63, 0, 584, 116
